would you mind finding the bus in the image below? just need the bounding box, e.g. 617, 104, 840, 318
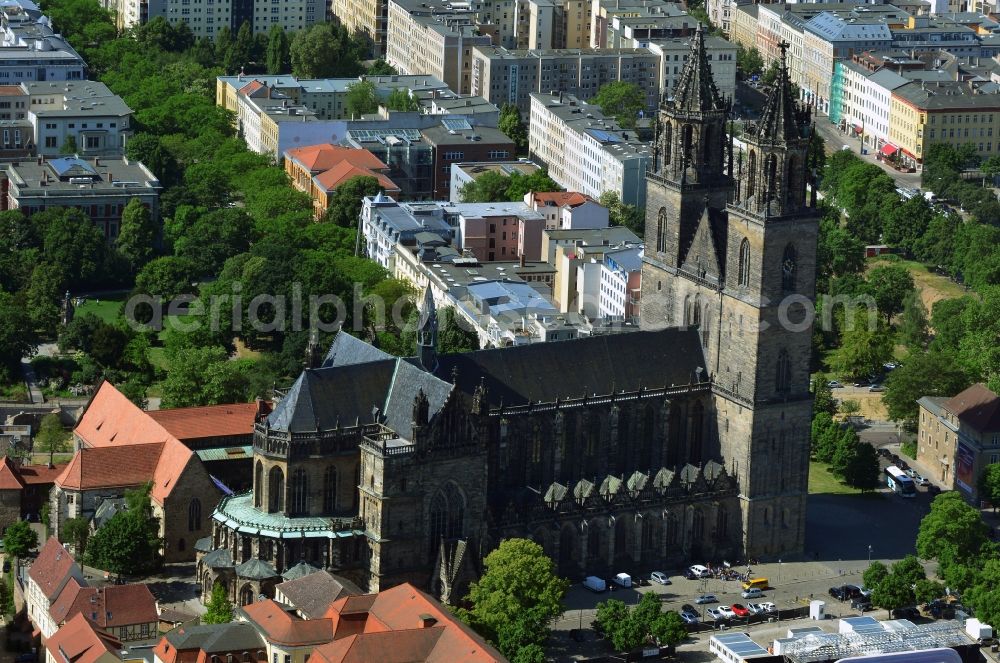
885, 465, 916, 497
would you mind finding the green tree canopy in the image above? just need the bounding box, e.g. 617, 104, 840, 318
367, 59, 397, 75
438, 307, 479, 354
843, 441, 881, 491
979, 463, 1000, 511
863, 561, 889, 592
871, 569, 915, 615
599, 191, 644, 236
290, 24, 365, 78
828, 308, 894, 379
0, 290, 37, 383
203, 581, 234, 624
323, 176, 383, 228
385, 88, 419, 112
883, 350, 971, 431
345, 80, 378, 117
3, 520, 38, 558
61, 516, 90, 556
34, 414, 70, 466
591, 81, 647, 129
736, 44, 764, 79
117, 199, 157, 273
917, 491, 990, 567
594, 592, 685, 652
59, 134, 78, 155
460, 169, 560, 203
85, 483, 161, 577
866, 263, 915, 324
458, 538, 568, 661
265, 25, 291, 74
498, 104, 528, 154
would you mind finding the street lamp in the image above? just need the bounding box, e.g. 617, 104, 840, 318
868, 545, 873, 564
778, 559, 782, 585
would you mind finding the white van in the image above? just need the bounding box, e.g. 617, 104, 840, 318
614, 573, 632, 588
583, 576, 606, 592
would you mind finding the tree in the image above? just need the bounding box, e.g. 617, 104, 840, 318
385, 88, 419, 112
505, 169, 560, 200
843, 442, 881, 491
830, 427, 859, 478
2, 520, 37, 558
117, 199, 157, 273
34, 414, 70, 466
438, 307, 479, 353
367, 59, 397, 75
871, 570, 914, 615
460, 171, 510, 202
458, 538, 568, 661
345, 80, 378, 117
593, 593, 675, 652
203, 582, 234, 624
323, 176, 383, 227
134, 256, 198, 302
160, 346, 255, 408
0, 290, 37, 382
917, 491, 990, 567
38, 207, 108, 289
736, 44, 764, 79
863, 561, 890, 592
978, 463, 1000, 511
828, 311, 894, 379
591, 81, 646, 129
898, 291, 929, 349
599, 191, 644, 236
892, 555, 927, 588
883, 350, 970, 431
289, 23, 365, 78
866, 264, 915, 324
265, 25, 290, 74
24, 263, 63, 336
650, 610, 687, 647
593, 599, 634, 649
61, 516, 90, 555
915, 578, 945, 605
498, 104, 528, 154
812, 376, 837, 416
85, 484, 161, 577
59, 134, 78, 155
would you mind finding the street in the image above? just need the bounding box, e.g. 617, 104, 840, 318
811, 114, 923, 191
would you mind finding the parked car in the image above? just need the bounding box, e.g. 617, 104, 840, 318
829, 585, 861, 601
717, 606, 736, 619
853, 379, 870, 387
695, 594, 719, 605
892, 607, 920, 620
742, 587, 764, 599
759, 602, 777, 613
689, 564, 711, 578
650, 571, 671, 585
883, 362, 898, 370
680, 610, 700, 624
928, 485, 942, 495
731, 604, 750, 617
746, 603, 765, 615
828, 380, 843, 389
878, 448, 891, 458
905, 468, 917, 478
898, 460, 910, 471
682, 604, 698, 614
869, 384, 885, 392
916, 475, 930, 486
583, 576, 607, 592
851, 597, 873, 612
707, 608, 727, 621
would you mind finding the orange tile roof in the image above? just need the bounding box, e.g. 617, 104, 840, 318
18, 463, 68, 485
241, 600, 333, 646
0, 85, 26, 96
0, 456, 25, 490
44, 613, 122, 663
64, 584, 158, 630
72, 382, 197, 503
286, 144, 388, 173
29, 538, 80, 602
313, 162, 400, 194
319, 584, 504, 662
529, 191, 592, 207
49, 576, 88, 626
148, 402, 260, 441
56, 444, 163, 491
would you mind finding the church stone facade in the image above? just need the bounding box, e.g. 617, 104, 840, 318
197, 31, 817, 605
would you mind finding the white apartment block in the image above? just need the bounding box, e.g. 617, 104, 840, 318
597, 245, 641, 320
529, 92, 649, 207
839, 61, 908, 151
649, 34, 737, 102
23, 81, 132, 156
0, 0, 85, 83
708, 0, 734, 34
386, 0, 492, 95
112, 0, 320, 38
470, 45, 661, 116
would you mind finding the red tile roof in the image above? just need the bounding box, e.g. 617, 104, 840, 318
318, 583, 505, 662
0, 456, 25, 490
945, 383, 1000, 432
44, 613, 122, 663
528, 191, 592, 208
241, 599, 333, 645
49, 576, 87, 626
148, 402, 262, 441
18, 463, 68, 485
63, 584, 158, 630
313, 162, 400, 194
286, 144, 388, 173
0, 85, 26, 96
71, 382, 198, 503
56, 444, 164, 491
29, 538, 80, 602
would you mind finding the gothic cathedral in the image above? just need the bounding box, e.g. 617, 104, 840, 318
640, 32, 818, 557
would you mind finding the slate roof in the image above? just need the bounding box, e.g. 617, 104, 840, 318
235, 558, 279, 580
201, 548, 234, 569
157, 622, 265, 661
944, 383, 1000, 432
194, 536, 213, 553
322, 332, 393, 368
276, 570, 362, 619
281, 560, 321, 581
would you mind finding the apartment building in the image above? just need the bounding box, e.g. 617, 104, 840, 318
25, 81, 132, 157
889, 78, 1000, 168
890, 15, 980, 57
708, 0, 734, 34
0, 0, 86, 83
111, 0, 321, 37
649, 34, 737, 102
917, 384, 1000, 505
598, 245, 641, 320
524, 0, 591, 49
421, 121, 515, 198
603, 7, 692, 48
838, 61, 909, 151
543, 224, 639, 315
470, 46, 661, 116
729, 3, 759, 50
26, 538, 84, 640
360, 193, 454, 270
528, 92, 649, 207
590, 0, 681, 48
1, 156, 161, 239
523, 190, 609, 229
330, 0, 389, 56
386, 0, 493, 95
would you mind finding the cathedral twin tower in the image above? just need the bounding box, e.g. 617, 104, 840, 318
641, 33, 818, 556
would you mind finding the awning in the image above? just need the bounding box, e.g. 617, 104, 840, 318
854, 125, 863, 134
881, 144, 899, 157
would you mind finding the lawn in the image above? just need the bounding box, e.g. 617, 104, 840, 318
867, 258, 971, 312
73, 293, 127, 323
809, 461, 862, 496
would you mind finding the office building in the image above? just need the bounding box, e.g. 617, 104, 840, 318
649, 34, 737, 102
24, 81, 132, 157
420, 120, 515, 198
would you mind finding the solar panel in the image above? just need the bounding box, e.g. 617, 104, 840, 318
349, 128, 422, 142
585, 128, 624, 143
442, 117, 472, 131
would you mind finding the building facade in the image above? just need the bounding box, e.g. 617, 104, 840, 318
650, 35, 738, 103
639, 30, 818, 556
330, 0, 388, 56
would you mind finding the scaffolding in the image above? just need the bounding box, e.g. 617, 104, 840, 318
828, 61, 845, 127
782, 620, 974, 663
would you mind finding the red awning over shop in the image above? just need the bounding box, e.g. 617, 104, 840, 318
880, 144, 899, 157
854, 125, 863, 134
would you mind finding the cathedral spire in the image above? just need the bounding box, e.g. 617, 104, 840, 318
416, 285, 438, 372
756, 41, 811, 144
669, 23, 725, 113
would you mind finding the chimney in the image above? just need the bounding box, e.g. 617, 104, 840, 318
419, 614, 438, 628
519, 252, 526, 267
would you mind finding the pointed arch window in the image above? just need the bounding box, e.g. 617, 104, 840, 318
253, 461, 263, 508
656, 208, 667, 253
746, 150, 757, 200
188, 498, 201, 532
781, 244, 797, 292
682, 124, 693, 163
663, 121, 672, 165
267, 466, 284, 513
290, 468, 308, 515
701, 305, 709, 348
738, 238, 750, 287
765, 154, 778, 202
776, 349, 791, 394
786, 155, 799, 207
323, 466, 337, 513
